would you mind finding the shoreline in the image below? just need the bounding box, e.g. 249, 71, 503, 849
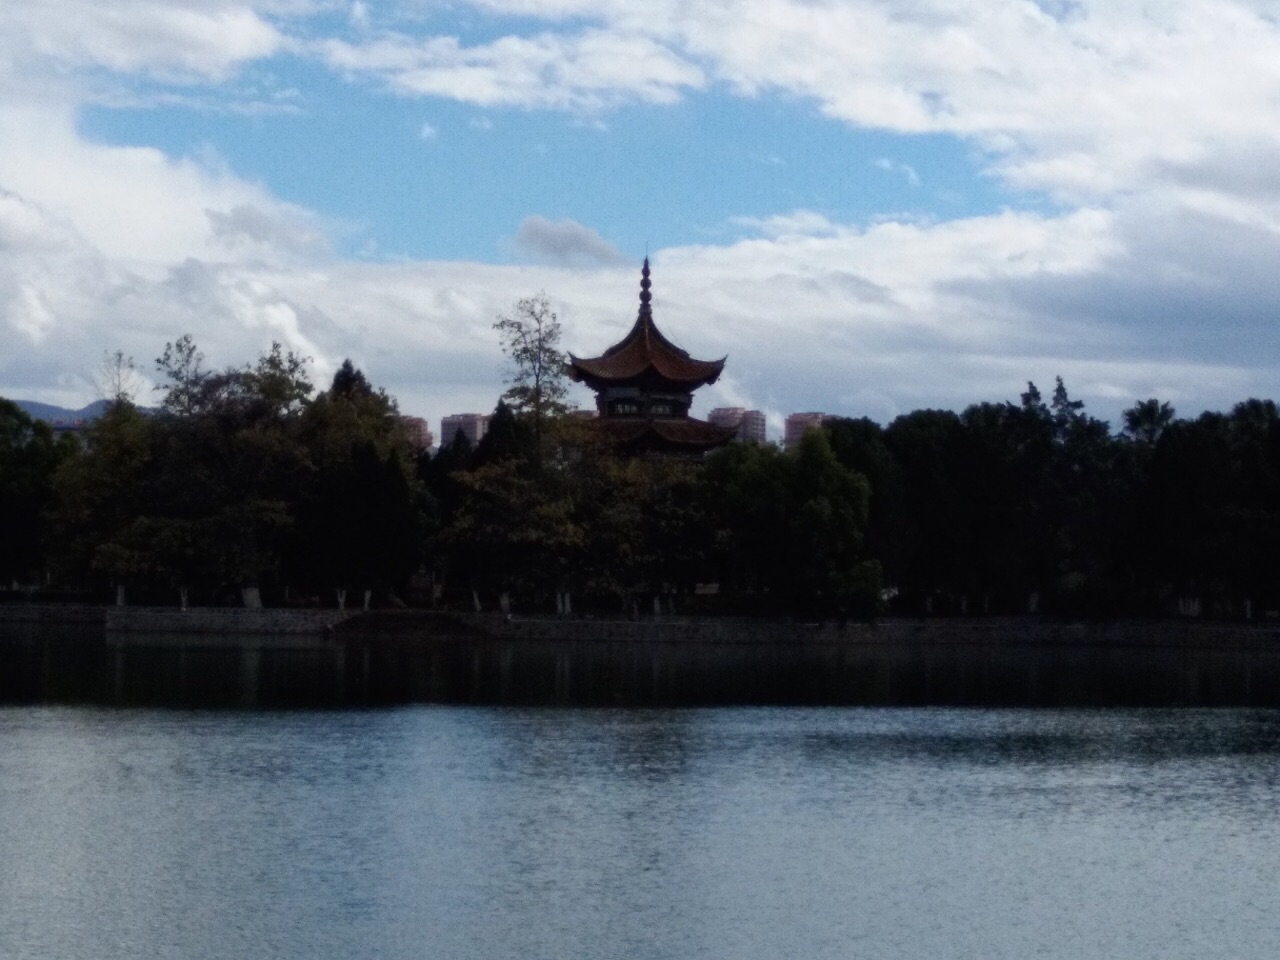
4, 605, 1280, 708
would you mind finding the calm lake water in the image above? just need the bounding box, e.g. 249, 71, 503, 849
2, 706, 1279, 960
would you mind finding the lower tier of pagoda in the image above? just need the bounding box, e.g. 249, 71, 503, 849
593, 416, 737, 456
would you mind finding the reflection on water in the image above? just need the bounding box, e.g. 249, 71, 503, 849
2, 707, 1280, 960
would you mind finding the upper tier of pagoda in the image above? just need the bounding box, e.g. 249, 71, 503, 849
565, 259, 734, 455
566, 259, 726, 393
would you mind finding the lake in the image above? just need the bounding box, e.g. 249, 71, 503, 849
2, 706, 1279, 959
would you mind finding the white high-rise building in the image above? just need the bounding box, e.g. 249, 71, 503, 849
709, 407, 768, 444
440, 413, 490, 448
397, 416, 435, 451
784, 412, 828, 451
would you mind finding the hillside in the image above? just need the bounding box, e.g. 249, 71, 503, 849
10, 399, 110, 423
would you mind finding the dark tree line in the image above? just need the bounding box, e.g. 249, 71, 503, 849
420, 403, 873, 617
4, 339, 428, 609
824, 379, 1280, 618
4, 330, 1280, 620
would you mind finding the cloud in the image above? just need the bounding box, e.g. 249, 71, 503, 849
205, 204, 331, 259
875, 158, 920, 187
8, 0, 1280, 434
1, 175, 1272, 431
0, 0, 283, 83
732, 209, 842, 240
17, 1, 1280, 213
0, 102, 325, 267
305, 0, 1280, 213
319, 27, 705, 111
948, 197, 1280, 370
0, 70, 1260, 427
0, 188, 126, 350
512, 216, 629, 268
419, 120, 438, 139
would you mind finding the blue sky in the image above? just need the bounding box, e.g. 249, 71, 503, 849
79, 78, 1014, 264
4, 0, 1280, 439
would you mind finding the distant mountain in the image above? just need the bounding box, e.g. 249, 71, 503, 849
9, 399, 111, 423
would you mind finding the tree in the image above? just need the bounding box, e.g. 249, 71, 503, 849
0, 399, 67, 587
824, 417, 905, 592
293, 361, 426, 608
563, 448, 705, 613
702, 431, 874, 617
1041, 380, 1126, 614
1123, 398, 1175, 447
93, 350, 143, 406
702, 440, 793, 607
52, 399, 153, 602
145, 338, 316, 605
155, 334, 212, 416
243, 341, 313, 420
300, 359, 402, 465
330, 359, 374, 399
493, 293, 569, 445
295, 442, 424, 609
1050, 375, 1085, 444
882, 409, 970, 602
472, 400, 535, 467
787, 429, 875, 615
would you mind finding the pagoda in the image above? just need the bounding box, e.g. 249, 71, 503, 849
567, 259, 736, 456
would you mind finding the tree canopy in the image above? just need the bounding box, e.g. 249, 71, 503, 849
493, 293, 569, 445
6, 332, 1280, 622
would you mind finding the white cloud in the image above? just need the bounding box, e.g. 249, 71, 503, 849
7, 0, 1280, 433
319, 27, 705, 111
0, 169, 1270, 430
732, 210, 843, 240
0, 0, 284, 83
0, 103, 327, 268
419, 120, 438, 139
310, 0, 1280, 211
875, 158, 920, 187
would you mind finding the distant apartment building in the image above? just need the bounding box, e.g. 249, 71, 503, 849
784, 412, 828, 451
708, 407, 768, 444
440, 413, 489, 448
396, 415, 435, 452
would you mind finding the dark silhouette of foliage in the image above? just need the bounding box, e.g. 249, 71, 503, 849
12, 337, 1280, 622
1123, 398, 1175, 447
0, 399, 70, 587
330, 359, 374, 399
472, 400, 535, 467
493, 293, 568, 448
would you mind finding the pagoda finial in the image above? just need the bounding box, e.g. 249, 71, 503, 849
638, 258, 653, 348
639, 257, 652, 312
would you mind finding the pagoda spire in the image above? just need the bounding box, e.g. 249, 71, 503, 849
566, 255, 726, 391
564, 253, 733, 454
639, 257, 653, 348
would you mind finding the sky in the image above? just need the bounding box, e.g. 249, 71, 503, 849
4, 0, 1280, 440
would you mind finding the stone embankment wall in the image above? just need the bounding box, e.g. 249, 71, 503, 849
0, 605, 351, 635
0, 605, 354, 706
104, 607, 353, 637
379, 613, 1280, 708
475, 613, 1280, 649
5, 605, 1280, 707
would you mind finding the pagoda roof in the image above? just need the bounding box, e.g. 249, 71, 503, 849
567, 259, 726, 389
595, 416, 737, 453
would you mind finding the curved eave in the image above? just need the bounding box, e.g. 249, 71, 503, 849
594, 416, 738, 451
566, 354, 726, 390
